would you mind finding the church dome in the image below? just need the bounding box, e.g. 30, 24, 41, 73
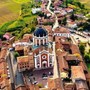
34, 27, 47, 37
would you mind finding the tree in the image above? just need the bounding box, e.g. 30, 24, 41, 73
62, 17, 67, 25
70, 13, 76, 21
30, 27, 35, 33
14, 52, 19, 58
79, 44, 85, 55
84, 54, 90, 63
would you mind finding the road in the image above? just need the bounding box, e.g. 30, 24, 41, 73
47, 0, 59, 31
6, 51, 15, 90
47, 0, 64, 89
53, 42, 59, 78
52, 15, 59, 30
7, 51, 17, 85
47, 0, 54, 15
53, 42, 64, 90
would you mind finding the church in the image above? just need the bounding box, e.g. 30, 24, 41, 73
33, 27, 54, 69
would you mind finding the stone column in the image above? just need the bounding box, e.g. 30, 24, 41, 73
48, 54, 49, 67
34, 54, 37, 68
33, 37, 35, 45
39, 53, 41, 68
39, 39, 41, 46
35, 39, 37, 46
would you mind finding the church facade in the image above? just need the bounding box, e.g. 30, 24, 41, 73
33, 27, 54, 69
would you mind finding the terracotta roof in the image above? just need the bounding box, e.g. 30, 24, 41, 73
75, 79, 89, 90
57, 51, 69, 72
0, 62, 6, 70
79, 61, 88, 71
16, 85, 27, 90
15, 45, 24, 51
22, 34, 32, 42
70, 44, 80, 54
65, 8, 73, 11
0, 79, 9, 89
54, 27, 70, 33
0, 48, 7, 59
65, 55, 79, 61
64, 83, 75, 90
43, 25, 52, 33
17, 55, 33, 63
48, 78, 63, 90
86, 72, 90, 79
71, 66, 86, 80
29, 84, 39, 90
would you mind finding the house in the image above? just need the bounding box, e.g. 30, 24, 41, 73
48, 78, 63, 90
54, 27, 71, 38
67, 21, 77, 29
65, 8, 73, 13
17, 55, 34, 72
71, 66, 86, 81
32, 8, 42, 14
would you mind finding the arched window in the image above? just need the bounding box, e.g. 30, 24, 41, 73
41, 40, 43, 45
42, 61, 47, 68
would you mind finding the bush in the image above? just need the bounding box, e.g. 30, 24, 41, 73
37, 83, 44, 88
84, 54, 90, 63
14, 52, 20, 58
79, 44, 85, 55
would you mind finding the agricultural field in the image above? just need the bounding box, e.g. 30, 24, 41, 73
13, 0, 30, 3
0, 0, 21, 25
78, 0, 90, 8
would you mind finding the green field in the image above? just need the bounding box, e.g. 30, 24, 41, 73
78, 0, 90, 8
13, 0, 30, 3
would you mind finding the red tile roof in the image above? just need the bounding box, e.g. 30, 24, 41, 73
71, 66, 86, 80
54, 27, 70, 33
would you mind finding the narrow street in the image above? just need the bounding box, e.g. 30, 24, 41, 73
47, 0, 54, 15
6, 51, 15, 90
53, 42, 59, 78
47, 0, 64, 89
47, 0, 59, 31
7, 51, 17, 84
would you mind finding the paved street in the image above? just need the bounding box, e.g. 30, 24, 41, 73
47, 0, 59, 31
71, 33, 88, 43
6, 50, 21, 88
53, 42, 59, 78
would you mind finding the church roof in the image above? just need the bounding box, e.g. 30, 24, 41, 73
34, 27, 47, 37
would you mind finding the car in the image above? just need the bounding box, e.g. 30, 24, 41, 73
76, 37, 79, 39
8, 75, 10, 78
9, 48, 15, 51
49, 72, 53, 76
42, 76, 48, 80
33, 81, 38, 85
42, 73, 48, 79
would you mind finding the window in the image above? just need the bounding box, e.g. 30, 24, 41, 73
37, 65, 40, 68
50, 64, 52, 67
37, 59, 39, 64
49, 56, 52, 63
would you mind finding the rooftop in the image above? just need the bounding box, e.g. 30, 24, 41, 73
54, 27, 70, 33
34, 27, 48, 37
71, 66, 86, 80
17, 55, 33, 63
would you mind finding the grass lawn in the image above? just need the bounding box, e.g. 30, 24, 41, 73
13, 0, 30, 4
87, 63, 90, 71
